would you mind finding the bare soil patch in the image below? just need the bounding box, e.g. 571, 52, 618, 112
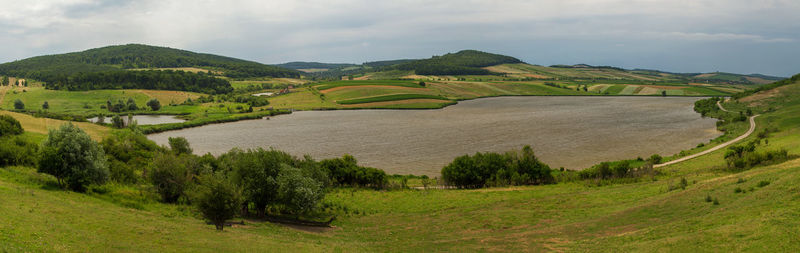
353, 75, 372, 80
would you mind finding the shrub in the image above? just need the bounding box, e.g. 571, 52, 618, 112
0, 136, 38, 167
168, 136, 193, 155
146, 98, 161, 111
193, 172, 242, 231
13, 99, 24, 110
221, 148, 295, 216
277, 165, 324, 216
648, 154, 662, 164
111, 115, 125, 128
705, 195, 713, 202
734, 187, 743, 193
42, 101, 49, 110
150, 153, 194, 203
319, 154, 387, 188
126, 98, 138, 111
757, 180, 770, 187
38, 123, 109, 192
0, 115, 24, 137
441, 146, 552, 188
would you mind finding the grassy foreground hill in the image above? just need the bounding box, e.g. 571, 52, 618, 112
1, 74, 799, 251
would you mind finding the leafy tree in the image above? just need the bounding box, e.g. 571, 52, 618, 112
661, 90, 667, 97
193, 172, 242, 231
150, 153, 194, 203
38, 123, 109, 192
126, 98, 138, 111
13, 99, 24, 110
648, 154, 663, 164
111, 115, 125, 128
146, 98, 161, 111
319, 154, 386, 188
168, 136, 193, 155
277, 165, 324, 217
0, 115, 24, 137
1, 76, 8, 86
42, 101, 49, 110
221, 148, 294, 217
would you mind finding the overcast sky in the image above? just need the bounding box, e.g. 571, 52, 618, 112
0, 0, 798, 76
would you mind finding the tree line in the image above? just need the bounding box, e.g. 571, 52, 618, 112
41, 70, 234, 94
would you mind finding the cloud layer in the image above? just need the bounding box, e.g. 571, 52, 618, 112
1, 0, 798, 76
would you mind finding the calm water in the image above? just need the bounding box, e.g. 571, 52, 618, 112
89, 115, 185, 125
148, 97, 721, 176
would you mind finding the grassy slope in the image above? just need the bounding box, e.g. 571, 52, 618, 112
0, 110, 109, 140
1, 86, 202, 115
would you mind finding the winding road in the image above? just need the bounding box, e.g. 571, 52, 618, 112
654, 114, 759, 168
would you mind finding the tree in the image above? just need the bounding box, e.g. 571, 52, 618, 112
193, 172, 243, 231
13, 99, 24, 110
168, 137, 193, 155
126, 98, 138, 111
150, 153, 193, 203
38, 123, 109, 192
661, 90, 667, 97
111, 115, 125, 128
277, 165, 324, 217
0, 115, 24, 137
42, 101, 49, 110
2, 76, 8, 86
146, 98, 161, 111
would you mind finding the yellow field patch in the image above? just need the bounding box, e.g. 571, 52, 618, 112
129, 67, 217, 74
0, 110, 110, 141
637, 87, 661, 95
588, 84, 610, 92
297, 68, 329, 73
353, 75, 372, 80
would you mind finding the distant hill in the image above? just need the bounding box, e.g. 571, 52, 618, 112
0, 44, 299, 79
393, 50, 523, 75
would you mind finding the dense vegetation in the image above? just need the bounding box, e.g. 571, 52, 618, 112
0, 44, 299, 79
441, 146, 553, 188
394, 50, 523, 75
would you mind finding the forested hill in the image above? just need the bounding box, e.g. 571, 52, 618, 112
392, 50, 523, 75
0, 44, 299, 79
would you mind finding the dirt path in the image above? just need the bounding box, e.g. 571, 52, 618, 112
717, 100, 730, 112
655, 114, 759, 168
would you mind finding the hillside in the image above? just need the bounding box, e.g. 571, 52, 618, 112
0, 44, 299, 79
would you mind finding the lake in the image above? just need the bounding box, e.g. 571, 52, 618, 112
89, 115, 186, 125
148, 97, 721, 176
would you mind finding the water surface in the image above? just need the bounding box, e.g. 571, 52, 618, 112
148, 97, 720, 176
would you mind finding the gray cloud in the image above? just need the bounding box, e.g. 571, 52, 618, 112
0, 0, 798, 76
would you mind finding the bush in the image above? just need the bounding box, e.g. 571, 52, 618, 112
150, 153, 195, 203
648, 154, 662, 164
277, 165, 324, 216
13, 99, 24, 110
0, 136, 39, 167
146, 98, 161, 111
42, 101, 49, 110
441, 146, 552, 188
111, 115, 125, 128
319, 154, 387, 188
168, 136, 193, 155
0, 115, 24, 137
193, 172, 242, 231
757, 180, 770, 187
38, 123, 109, 192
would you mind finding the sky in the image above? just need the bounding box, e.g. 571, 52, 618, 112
0, 0, 798, 76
